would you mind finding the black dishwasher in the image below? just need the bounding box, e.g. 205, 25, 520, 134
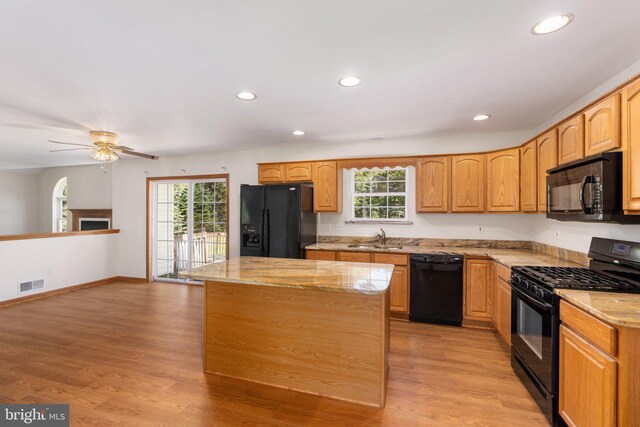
409, 253, 464, 326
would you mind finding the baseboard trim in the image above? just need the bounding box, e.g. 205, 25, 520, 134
0, 276, 122, 308
116, 276, 148, 283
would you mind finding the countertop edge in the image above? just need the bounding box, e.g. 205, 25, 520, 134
555, 290, 640, 329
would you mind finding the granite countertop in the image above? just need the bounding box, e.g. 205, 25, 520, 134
555, 289, 640, 328
305, 243, 584, 269
185, 256, 394, 295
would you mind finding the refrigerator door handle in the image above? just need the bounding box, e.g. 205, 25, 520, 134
264, 209, 270, 257
260, 209, 266, 257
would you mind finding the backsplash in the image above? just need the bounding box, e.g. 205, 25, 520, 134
318, 236, 590, 266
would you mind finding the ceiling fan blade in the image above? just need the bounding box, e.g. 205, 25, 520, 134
117, 145, 134, 151
49, 148, 91, 152
121, 149, 159, 160
49, 140, 93, 147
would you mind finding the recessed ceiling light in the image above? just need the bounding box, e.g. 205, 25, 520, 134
473, 114, 491, 121
338, 76, 362, 87
236, 91, 257, 100
531, 14, 574, 35
292, 130, 305, 136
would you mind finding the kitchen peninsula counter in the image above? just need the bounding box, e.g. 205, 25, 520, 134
188, 256, 393, 408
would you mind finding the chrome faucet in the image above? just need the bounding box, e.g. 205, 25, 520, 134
374, 228, 387, 246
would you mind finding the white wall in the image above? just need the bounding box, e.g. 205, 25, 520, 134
0, 233, 119, 302
37, 163, 112, 232
0, 170, 39, 234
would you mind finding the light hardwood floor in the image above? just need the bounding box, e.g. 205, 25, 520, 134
0, 281, 548, 426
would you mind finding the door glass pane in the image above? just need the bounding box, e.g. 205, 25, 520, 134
517, 300, 543, 359
192, 179, 227, 269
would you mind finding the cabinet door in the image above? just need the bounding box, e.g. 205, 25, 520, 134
623, 80, 640, 212
389, 266, 409, 313
416, 156, 450, 212
498, 278, 511, 346
584, 93, 621, 156
559, 325, 617, 427
558, 115, 585, 165
520, 140, 537, 212
312, 162, 341, 212
258, 164, 285, 183
487, 148, 520, 212
488, 262, 497, 323
537, 130, 558, 212
285, 162, 313, 182
464, 259, 491, 321
451, 154, 485, 212
306, 250, 336, 261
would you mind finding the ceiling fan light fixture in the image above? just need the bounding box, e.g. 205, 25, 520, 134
91, 146, 120, 162
90, 131, 119, 146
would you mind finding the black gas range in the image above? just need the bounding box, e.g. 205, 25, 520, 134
509, 237, 640, 426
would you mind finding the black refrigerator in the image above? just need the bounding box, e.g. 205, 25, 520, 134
240, 184, 317, 259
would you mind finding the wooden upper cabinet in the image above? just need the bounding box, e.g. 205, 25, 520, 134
558, 115, 585, 165
537, 130, 558, 212
584, 92, 621, 156
623, 79, 640, 212
559, 325, 617, 427
312, 161, 341, 212
285, 162, 313, 182
451, 154, 485, 212
416, 156, 450, 212
520, 141, 537, 212
486, 148, 520, 212
258, 164, 284, 183
464, 258, 491, 321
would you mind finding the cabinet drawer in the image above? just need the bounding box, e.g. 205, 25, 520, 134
306, 250, 336, 261
496, 263, 511, 283
337, 252, 371, 263
560, 300, 617, 356
372, 253, 408, 266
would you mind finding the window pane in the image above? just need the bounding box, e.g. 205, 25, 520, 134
372, 182, 387, 193
354, 181, 371, 193
371, 171, 387, 181
389, 208, 406, 219
388, 181, 406, 192
354, 171, 371, 181
371, 207, 388, 218
371, 196, 387, 207
354, 196, 370, 207
388, 195, 405, 206
214, 203, 226, 223
354, 207, 370, 218
388, 169, 406, 180
214, 182, 227, 202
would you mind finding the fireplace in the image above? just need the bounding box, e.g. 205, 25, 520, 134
79, 218, 111, 231
69, 209, 113, 231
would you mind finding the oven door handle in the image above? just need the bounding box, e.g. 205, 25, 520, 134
512, 286, 553, 311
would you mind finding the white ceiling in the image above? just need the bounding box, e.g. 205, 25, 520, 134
1, 0, 640, 169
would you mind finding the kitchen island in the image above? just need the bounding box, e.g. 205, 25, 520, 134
187, 256, 394, 408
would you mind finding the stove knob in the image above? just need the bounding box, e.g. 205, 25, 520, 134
537, 288, 546, 298
512, 275, 521, 286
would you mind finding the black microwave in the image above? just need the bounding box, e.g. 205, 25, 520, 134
546, 152, 640, 223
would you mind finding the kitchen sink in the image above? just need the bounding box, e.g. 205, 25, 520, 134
347, 243, 377, 249
347, 243, 403, 250
375, 244, 403, 250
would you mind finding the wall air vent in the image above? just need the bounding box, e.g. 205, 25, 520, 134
19, 279, 45, 294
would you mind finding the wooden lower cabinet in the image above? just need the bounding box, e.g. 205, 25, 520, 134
497, 279, 511, 346
559, 300, 640, 427
463, 258, 491, 324
388, 266, 408, 313
306, 250, 409, 315
559, 325, 617, 427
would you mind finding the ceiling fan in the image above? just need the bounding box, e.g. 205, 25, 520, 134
49, 131, 159, 161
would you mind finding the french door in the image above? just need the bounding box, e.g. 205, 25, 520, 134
151, 177, 228, 283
